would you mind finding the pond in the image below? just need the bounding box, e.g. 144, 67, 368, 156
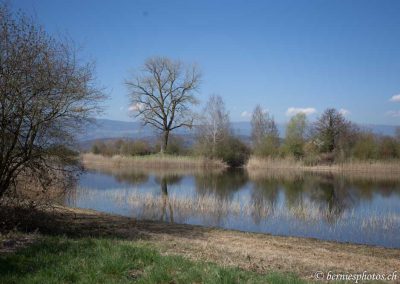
66, 168, 400, 248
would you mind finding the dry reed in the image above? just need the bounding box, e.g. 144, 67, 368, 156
82, 153, 227, 173
246, 156, 400, 179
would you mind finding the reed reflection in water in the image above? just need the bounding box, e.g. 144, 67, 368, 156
68, 168, 400, 248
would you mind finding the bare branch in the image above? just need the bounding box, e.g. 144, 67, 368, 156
126, 57, 201, 153
0, 5, 105, 199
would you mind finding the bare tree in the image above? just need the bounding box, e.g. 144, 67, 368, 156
126, 57, 201, 153
250, 105, 279, 156
197, 95, 230, 156
0, 5, 104, 199
313, 108, 351, 153
251, 106, 278, 144
251, 105, 267, 147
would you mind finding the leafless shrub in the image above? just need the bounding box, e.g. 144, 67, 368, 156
0, 5, 105, 201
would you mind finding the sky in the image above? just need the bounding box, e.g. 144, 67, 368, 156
13, 0, 400, 125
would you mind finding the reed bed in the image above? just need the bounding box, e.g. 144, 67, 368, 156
246, 167, 400, 183
246, 157, 400, 179
82, 153, 227, 173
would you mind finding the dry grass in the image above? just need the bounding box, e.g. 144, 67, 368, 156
246, 157, 304, 171
82, 153, 227, 173
246, 156, 400, 179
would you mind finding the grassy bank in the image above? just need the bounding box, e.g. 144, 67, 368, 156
0, 236, 302, 284
82, 153, 227, 172
246, 156, 400, 175
1, 205, 399, 282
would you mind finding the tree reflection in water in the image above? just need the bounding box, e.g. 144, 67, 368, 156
70, 166, 400, 247
155, 175, 183, 223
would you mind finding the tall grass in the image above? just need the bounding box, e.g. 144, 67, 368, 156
82, 153, 227, 172
246, 156, 400, 177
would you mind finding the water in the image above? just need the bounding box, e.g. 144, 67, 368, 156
66, 168, 400, 248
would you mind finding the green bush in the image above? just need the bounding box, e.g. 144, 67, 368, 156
194, 135, 250, 167
154, 135, 188, 155
122, 140, 151, 156
282, 113, 307, 159
352, 133, 378, 160
91, 139, 153, 156
302, 141, 321, 166
215, 137, 250, 167
378, 136, 400, 159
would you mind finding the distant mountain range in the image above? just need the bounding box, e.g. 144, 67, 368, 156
78, 118, 398, 144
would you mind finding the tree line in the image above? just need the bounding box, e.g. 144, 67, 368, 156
92, 93, 400, 167
123, 57, 400, 167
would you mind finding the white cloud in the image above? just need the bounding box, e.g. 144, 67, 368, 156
241, 109, 268, 119
241, 111, 251, 118
128, 102, 145, 112
286, 107, 317, 116
339, 108, 350, 116
389, 94, 400, 102
386, 110, 400, 118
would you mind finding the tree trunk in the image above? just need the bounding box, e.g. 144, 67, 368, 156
0, 183, 7, 199
160, 130, 169, 154
161, 177, 168, 195
160, 177, 174, 222
0, 176, 11, 199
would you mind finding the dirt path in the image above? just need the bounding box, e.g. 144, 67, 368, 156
30, 206, 396, 282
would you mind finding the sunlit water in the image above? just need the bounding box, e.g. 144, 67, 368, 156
66, 169, 400, 248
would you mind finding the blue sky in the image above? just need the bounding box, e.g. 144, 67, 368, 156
13, 0, 400, 125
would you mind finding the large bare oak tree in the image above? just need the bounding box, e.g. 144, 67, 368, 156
126, 57, 201, 153
0, 5, 104, 199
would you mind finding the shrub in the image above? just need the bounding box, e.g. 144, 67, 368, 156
378, 136, 400, 159
352, 133, 378, 160
302, 141, 321, 166
155, 135, 188, 155
90, 139, 153, 156
215, 137, 250, 167
120, 140, 151, 156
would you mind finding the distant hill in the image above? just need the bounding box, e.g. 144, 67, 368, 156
78, 118, 398, 144
230, 121, 399, 137
359, 124, 399, 136
78, 119, 153, 141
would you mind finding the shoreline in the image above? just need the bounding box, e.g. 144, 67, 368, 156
83, 153, 400, 174
82, 154, 400, 182
246, 156, 400, 173
81, 153, 228, 172
3, 204, 398, 281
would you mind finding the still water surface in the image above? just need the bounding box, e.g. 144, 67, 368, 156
67, 168, 400, 248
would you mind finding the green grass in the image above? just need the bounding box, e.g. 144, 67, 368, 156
0, 237, 305, 284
